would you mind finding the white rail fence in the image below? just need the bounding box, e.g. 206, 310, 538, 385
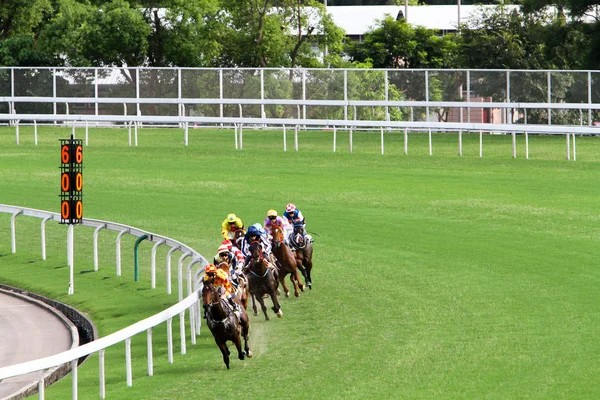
0, 107, 591, 160
0, 204, 210, 399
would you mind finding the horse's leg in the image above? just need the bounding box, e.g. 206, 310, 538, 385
269, 288, 283, 318
292, 261, 305, 293
233, 331, 245, 361
217, 341, 230, 369
305, 255, 313, 289
240, 311, 253, 358
256, 292, 270, 321
250, 293, 258, 316
280, 272, 290, 298
290, 269, 302, 297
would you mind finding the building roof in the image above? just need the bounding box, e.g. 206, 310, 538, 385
327, 5, 519, 33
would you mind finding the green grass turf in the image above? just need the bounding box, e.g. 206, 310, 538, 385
1, 125, 599, 399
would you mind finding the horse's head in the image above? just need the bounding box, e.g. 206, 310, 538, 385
201, 278, 219, 306
272, 226, 284, 244
217, 261, 230, 275
249, 240, 263, 261
234, 229, 245, 243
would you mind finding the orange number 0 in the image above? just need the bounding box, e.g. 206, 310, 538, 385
61, 201, 70, 219
75, 173, 83, 191
61, 173, 70, 192
61, 145, 70, 164
75, 201, 83, 219
75, 145, 83, 164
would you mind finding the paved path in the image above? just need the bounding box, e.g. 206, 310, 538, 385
0, 292, 73, 399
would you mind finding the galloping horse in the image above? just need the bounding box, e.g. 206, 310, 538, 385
270, 226, 304, 297
216, 261, 249, 310
289, 224, 314, 289
201, 279, 252, 369
245, 241, 283, 320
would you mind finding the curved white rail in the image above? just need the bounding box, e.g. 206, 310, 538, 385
0, 204, 210, 399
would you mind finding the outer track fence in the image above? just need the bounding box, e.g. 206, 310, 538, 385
0, 204, 210, 399
0, 111, 591, 160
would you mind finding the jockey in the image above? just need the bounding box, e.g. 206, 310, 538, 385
213, 243, 243, 287
221, 213, 244, 241
240, 223, 277, 270
221, 239, 245, 269
203, 264, 240, 318
263, 209, 289, 242
241, 224, 272, 257
283, 204, 313, 244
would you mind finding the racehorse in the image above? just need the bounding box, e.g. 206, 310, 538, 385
270, 226, 304, 297
216, 261, 249, 310
233, 229, 245, 250
201, 278, 252, 369
289, 224, 314, 289
245, 241, 283, 320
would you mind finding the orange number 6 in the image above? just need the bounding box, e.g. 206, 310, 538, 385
61, 145, 70, 164
75, 145, 83, 164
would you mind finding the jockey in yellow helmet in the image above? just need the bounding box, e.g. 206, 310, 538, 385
221, 213, 244, 241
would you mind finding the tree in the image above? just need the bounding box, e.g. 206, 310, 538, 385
216, 0, 345, 68
346, 16, 458, 69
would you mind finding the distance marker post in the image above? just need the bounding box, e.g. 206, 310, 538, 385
59, 135, 83, 294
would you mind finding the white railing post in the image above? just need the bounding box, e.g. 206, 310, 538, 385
512, 131, 516, 158
525, 131, 529, 160
167, 318, 174, 364
34, 120, 38, 146
38, 374, 45, 400
71, 360, 78, 400
566, 133, 571, 160
349, 128, 353, 153
151, 239, 166, 289
234, 124, 239, 150
428, 128, 432, 156
41, 215, 52, 260
116, 228, 130, 277
333, 126, 337, 152
187, 258, 203, 344
15, 120, 19, 144
166, 246, 179, 295
11, 209, 24, 253
85, 121, 89, 146
93, 224, 106, 271
128, 122, 132, 146
147, 328, 153, 376
68, 224, 74, 295
458, 130, 463, 156
99, 349, 105, 399
184, 122, 189, 146
404, 128, 408, 155
479, 129, 483, 158
380, 127, 384, 155
179, 309, 187, 355
294, 125, 299, 151
178, 252, 192, 301
126, 337, 132, 386
283, 125, 287, 152
572, 133, 577, 161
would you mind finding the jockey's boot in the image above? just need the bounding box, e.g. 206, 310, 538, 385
228, 296, 241, 320
306, 234, 313, 243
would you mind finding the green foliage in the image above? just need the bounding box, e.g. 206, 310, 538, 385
346, 16, 458, 69
0, 0, 53, 39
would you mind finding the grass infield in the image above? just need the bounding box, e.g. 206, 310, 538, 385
1, 126, 599, 399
